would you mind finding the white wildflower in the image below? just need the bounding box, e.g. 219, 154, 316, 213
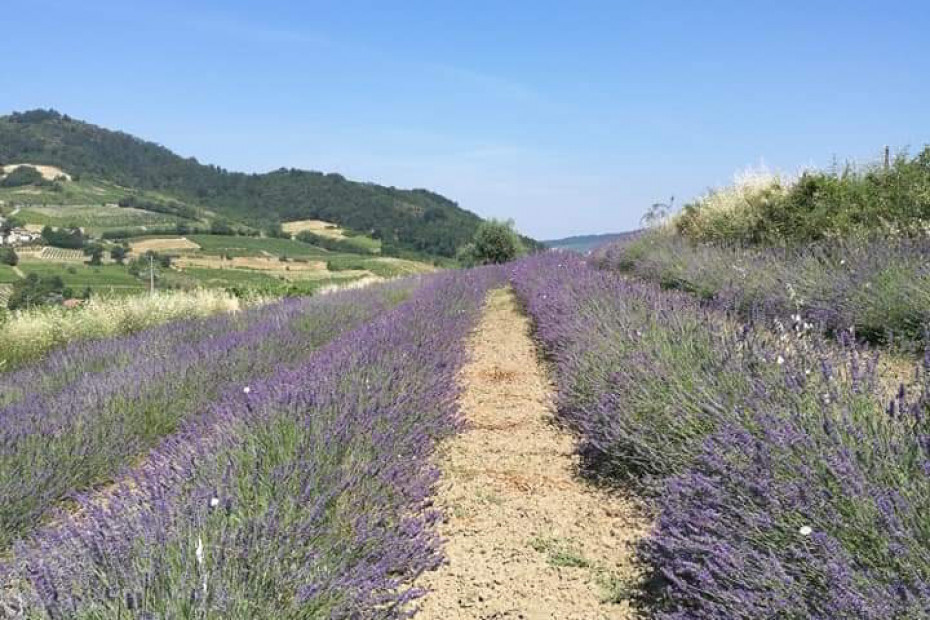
210, 497, 220, 508
776, 355, 785, 365
799, 525, 813, 536
243, 386, 251, 394
196, 536, 204, 565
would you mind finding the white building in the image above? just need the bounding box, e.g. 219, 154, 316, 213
0, 228, 41, 247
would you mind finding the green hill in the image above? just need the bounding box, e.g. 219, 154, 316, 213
543, 231, 639, 253
0, 109, 484, 258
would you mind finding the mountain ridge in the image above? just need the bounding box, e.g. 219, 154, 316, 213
0, 109, 485, 257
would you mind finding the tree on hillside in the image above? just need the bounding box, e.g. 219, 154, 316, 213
110, 245, 128, 265
0, 165, 46, 188
0, 247, 18, 266
457, 219, 526, 266
7, 273, 70, 310
84, 243, 104, 266
42, 225, 85, 249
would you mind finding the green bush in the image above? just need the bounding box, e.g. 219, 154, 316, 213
0, 165, 47, 188
0, 247, 18, 266
674, 147, 930, 245
458, 219, 526, 266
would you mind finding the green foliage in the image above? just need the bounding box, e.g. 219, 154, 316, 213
0, 247, 18, 266
459, 218, 526, 266
295, 230, 379, 254
675, 148, 930, 245
116, 194, 199, 220
41, 225, 85, 249
0, 165, 47, 188
0, 215, 23, 235
7, 273, 69, 310
0, 110, 496, 257
83, 243, 104, 266
110, 245, 128, 264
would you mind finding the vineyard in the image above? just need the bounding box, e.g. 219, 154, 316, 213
38, 246, 86, 261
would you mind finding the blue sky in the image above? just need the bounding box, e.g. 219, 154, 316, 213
2, 1, 928, 238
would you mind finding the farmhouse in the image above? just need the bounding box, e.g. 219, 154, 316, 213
0, 227, 41, 247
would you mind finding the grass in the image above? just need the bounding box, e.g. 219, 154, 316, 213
529, 536, 591, 568
672, 146, 930, 245
0, 177, 128, 206
326, 256, 435, 278
187, 234, 332, 258
0, 265, 20, 283
0, 289, 249, 369
18, 259, 145, 290
17, 204, 184, 234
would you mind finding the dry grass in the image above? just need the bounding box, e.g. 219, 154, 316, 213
0, 289, 255, 369
129, 237, 201, 254
281, 219, 347, 239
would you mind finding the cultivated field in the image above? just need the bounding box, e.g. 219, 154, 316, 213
129, 236, 202, 254
282, 218, 347, 238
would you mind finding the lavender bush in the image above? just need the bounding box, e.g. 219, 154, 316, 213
0, 281, 416, 549
510, 252, 930, 618
2, 267, 503, 618
596, 231, 930, 349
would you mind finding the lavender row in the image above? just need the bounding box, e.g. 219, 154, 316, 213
0, 282, 416, 550
595, 232, 930, 350
3, 267, 503, 618
510, 252, 930, 618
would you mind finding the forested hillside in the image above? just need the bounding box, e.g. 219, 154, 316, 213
0, 109, 483, 257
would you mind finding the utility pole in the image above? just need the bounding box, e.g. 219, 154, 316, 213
884, 145, 890, 170
149, 253, 155, 295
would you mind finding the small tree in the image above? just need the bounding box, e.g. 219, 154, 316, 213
110, 245, 128, 265
641, 196, 675, 228
84, 243, 104, 266
0, 247, 18, 266
460, 219, 525, 266
7, 274, 68, 310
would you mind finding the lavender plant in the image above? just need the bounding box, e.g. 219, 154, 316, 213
0, 281, 417, 550
511, 252, 930, 618
597, 231, 930, 349
2, 267, 504, 618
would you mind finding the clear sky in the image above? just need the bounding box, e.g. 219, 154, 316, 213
2, 1, 928, 239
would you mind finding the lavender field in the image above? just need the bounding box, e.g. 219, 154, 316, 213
3, 250, 929, 618
511, 252, 930, 618
0, 269, 504, 617
598, 231, 930, 350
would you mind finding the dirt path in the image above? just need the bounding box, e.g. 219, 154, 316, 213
11, 266, 24, 279
415, 288, 647, 619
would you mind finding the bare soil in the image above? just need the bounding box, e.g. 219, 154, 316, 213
415, 288, 648, 619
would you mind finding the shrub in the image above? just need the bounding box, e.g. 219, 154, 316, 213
673, 147, 930, 244
0, 165, 47, 188
0, 247, 17, 266
459, 219, 525, 266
